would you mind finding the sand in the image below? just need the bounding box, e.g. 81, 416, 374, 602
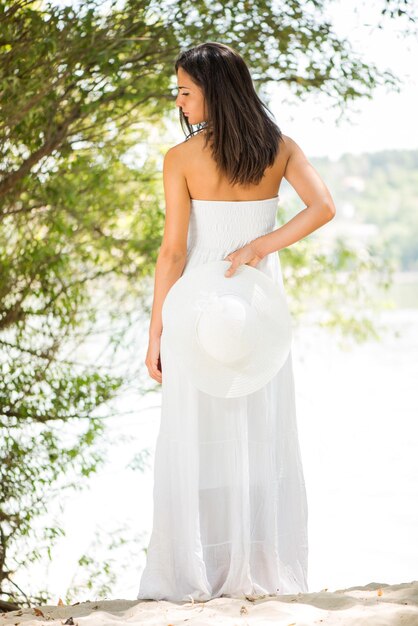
1, 581, 418, 625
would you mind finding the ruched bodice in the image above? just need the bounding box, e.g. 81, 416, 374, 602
186, 195, 279, 255
182, 195, 284, 293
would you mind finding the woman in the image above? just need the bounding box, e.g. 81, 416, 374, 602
138, 42, 335, 602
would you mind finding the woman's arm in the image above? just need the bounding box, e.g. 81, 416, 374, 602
252, 136, 336, 258
148, 145, 191, 340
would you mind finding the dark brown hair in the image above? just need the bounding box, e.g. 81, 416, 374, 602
174, 42, 283, 186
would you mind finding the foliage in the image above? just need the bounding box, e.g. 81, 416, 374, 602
64, 523, 144, 603
310, 150, 418, 271
282, 233, 395, 343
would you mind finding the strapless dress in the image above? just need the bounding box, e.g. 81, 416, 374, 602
137, 195, 308, 601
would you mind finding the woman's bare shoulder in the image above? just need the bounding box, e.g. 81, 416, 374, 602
280, 134, 308, 157
164, 139, 186, 158
164, 133, 204, 164
280, 133, 298, 155
278, 134, 310, 175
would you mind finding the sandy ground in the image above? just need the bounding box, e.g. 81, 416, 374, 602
2, 581, 418, 626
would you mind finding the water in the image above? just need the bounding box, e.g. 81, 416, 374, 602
293, 305, 418, 590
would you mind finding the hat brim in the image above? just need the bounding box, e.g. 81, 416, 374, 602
162, 260, 292, 398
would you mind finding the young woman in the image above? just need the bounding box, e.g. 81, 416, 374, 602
138, 42, 335, 602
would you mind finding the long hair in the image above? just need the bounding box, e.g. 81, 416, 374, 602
174, 42, 283, 186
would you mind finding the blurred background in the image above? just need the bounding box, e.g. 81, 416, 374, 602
1, 0, 417, 607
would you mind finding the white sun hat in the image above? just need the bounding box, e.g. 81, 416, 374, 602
161, 260, 292, 398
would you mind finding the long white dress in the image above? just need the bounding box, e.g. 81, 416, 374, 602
137, 195, 308, 602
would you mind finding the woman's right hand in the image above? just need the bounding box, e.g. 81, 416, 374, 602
145, 334, 162, 384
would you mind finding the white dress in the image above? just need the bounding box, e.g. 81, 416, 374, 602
137, 195, 308, 602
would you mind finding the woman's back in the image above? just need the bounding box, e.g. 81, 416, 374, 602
176, 129, 290, 202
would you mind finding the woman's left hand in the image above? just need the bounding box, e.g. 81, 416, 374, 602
223, 241, 264, 277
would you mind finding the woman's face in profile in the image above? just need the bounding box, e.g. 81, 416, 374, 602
175, 67, 206, 125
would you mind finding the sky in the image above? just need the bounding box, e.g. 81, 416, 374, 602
268, 0, 418, 158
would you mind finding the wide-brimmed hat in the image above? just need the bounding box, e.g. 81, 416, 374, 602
161, 260, 292, 398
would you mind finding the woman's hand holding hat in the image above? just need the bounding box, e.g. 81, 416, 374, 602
161, 260, 291, 398
223, 241, 264, 277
